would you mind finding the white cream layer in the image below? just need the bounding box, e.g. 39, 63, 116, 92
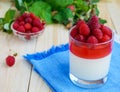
70, 52, 111, 81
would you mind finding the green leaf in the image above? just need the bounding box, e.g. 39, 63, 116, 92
29, 1, 52, 24
43, 0, 73, 10
15, 0, 24, 10
3, 23, 12, 34
0, 18, 4, 30
95, 6, 99, 16
91, 0, 100, 3
53, 8, 73, 25
99, 18, 107, 24
4, 9, 16, 23
0, 18, 4, 25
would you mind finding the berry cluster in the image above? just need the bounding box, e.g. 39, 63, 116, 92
71, 15, 112, 44
13, 12, 45, 33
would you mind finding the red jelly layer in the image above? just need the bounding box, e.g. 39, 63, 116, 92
70, 40, 113, 59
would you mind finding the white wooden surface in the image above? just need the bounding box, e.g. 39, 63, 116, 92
0, 0, 120, 92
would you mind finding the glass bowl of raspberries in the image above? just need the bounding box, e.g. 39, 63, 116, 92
11, 12, 45, 41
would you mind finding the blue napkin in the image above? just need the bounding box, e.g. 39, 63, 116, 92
24, 42, 120, 92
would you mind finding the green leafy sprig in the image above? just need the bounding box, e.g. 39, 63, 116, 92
0, 0, 107, 34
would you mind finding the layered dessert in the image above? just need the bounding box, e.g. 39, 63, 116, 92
69, 15, 113, 87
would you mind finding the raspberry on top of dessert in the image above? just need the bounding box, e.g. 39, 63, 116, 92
69, 15, 113, 59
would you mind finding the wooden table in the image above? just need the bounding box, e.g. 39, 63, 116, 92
0, 0, 120, 92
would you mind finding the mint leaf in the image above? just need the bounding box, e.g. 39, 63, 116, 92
99, 18, 107, 24
4, 9, 16, 23
91, 0, 100, 3
44, 0, 73, 10
53, 8, 73, 25
0, 18, 4, 30
15, 0, 23, 10
29, 1, 52, 24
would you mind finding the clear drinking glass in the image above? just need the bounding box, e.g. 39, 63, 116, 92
69, 26, 114, 88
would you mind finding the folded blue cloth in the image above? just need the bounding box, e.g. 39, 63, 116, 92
24, 42, 120, 92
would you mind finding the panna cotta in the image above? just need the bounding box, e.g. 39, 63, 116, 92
69, 15, 113, 88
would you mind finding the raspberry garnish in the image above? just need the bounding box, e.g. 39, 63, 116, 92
100, 34, 111, 42
6, 55, 15, 67
101, 25, 112, 37
70, 26, 78, 38
88, 15, 100, 30
87, 36, 98, 43
75, 34, 85, 42
92, 28, 103, 40
79, 23, 90, 36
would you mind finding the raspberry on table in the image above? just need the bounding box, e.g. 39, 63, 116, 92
6, 55, 15, 67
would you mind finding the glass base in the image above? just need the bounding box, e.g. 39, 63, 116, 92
70, 73, 107, 88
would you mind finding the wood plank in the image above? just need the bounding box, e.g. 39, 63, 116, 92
106, 2, 120, 34
98, 2, 115, 31
28, 24, 69, 92
0, 1, 12, 17
0, 2, 38, 92
0, 31, 37, 92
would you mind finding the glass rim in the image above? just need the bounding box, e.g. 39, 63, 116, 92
69, 26, 114, 46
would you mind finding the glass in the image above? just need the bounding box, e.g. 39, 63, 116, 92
69, 26, 114, 88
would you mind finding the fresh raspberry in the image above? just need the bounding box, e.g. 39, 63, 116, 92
31, 27, 39, 33
67, 5, 75, 12
22, 13, 29, 18
75, 34, 85, 42
30, 12, 36, 19
79, 23, 90, 36
70, 26, 78, 38
13, 22, 19, 30
87, 35, 98, 43
25, 17, 32, 23
24, 23, 32, 30
88, 15, 100, 30
92, 28, 103, 40
6, 55, 15, 67
25, 35, 31, 40
18, 16, 24, 22
33, 19, 41, 27
100, 34, 111, 42
101, 25, 112, 37
76, 20, 85, 28
17, 26, 25, 32
19, 21, 25, 26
